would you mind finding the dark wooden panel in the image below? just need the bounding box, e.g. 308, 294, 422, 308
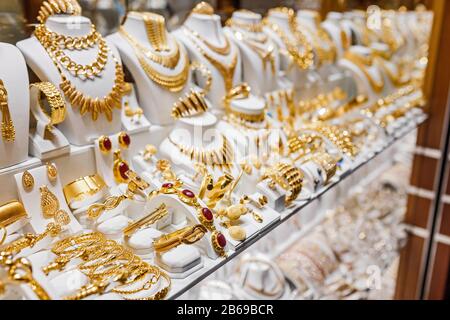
410, 154, 438, 191
439, 203, 450, 236
405, 195, 432, 229
395, 235, 426, 299
426, 242, 450, 300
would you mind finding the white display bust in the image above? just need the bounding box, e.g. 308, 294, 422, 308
16, 15, 123, 146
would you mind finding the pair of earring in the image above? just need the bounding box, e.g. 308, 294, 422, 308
22, 163, 58, 191
99, 132, 131, 154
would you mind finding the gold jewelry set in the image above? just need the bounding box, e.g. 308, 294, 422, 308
263, 7, 314, 70
43, 232, 170, 300
119, 12, 190, 93
34, 3, 126, 122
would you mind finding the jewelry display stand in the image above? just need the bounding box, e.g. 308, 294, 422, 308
16, 15, 123, 146
0, 43, 31, 169
108, 12, 191, 126
28, 84, 70, 160
338, 46, 385, 103
120, 83, 151, 134
263, 9, 322, 102
224, 11, 280, 96
173, 10, 242, 113
322, 12, 350, 60
13, 164, 82, 235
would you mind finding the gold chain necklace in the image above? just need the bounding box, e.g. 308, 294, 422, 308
263, 12, 314, 70
119, 27, 181, 69
35, 24, 109, 79
0, 79, 15, 142
299, 21, 336, 65
35, 26, 126, 121
374, 56, 406, 87
344, 51, 384, 93
168, 135, 234, 171
184, 26, 231, 55
185, 29, 237, 93
140, 12, 170, 52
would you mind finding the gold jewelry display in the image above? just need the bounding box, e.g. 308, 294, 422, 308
191, 1, 215, 16
184, 25, 231, 56
0, 201, 28, 229
136, 12, 170, 52
63, 174, 106, 207
1, 222, 61, 255
190, 61, 213, 95
46, 163, 58, 183
184, 28, 238, 93
171, 89, 208, 119
263, 8, 314, 70
34, 6, 126, 122
124, 102, 144, 119
153, 224, 208, 253
37, 0, 81, 24
87, 171, 149, 219
168, 134, 234, 171
123, 204, 169, 238
261, 163, 304, 206
297, 18, 336, 65
39, 186, 60, 219
30, 82, 66, 131
0, 79, 15, 143
54, 209, 71, 226
98, 135, 112, 153
119, 27, 189, 93
0, 256, 51, 300
22, 171, 35, 191
142, 144, 157, 161
343, 51, 384, 93
306, 124, 358, 158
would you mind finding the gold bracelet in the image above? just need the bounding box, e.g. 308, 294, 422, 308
122, 270, 171, 300
153, 224, 208, 253
1, 79, 16, 142
37, 0, 82, 23
224, 83, 251, 109
261, 163, 303, 205
63, 174, 106, 208
171, 89, 208, 119
0, 200, 28, 229
30, 82, 66, 130
123, 204, 169, 238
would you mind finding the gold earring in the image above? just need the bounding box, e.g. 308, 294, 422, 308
54, 209, 71, 226
22, 171, 35, 191
46, 163, 58, 183
99, 135, 112, 154
40, 186, 60, 219
113, 150, 130, 184
118, 131, 131, 149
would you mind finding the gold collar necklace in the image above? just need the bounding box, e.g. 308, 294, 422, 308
184, 26, 231, 56
344, 51, 384, 93
168, 134, 234, 171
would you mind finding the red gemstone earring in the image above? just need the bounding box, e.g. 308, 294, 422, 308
113, 150, 130, 184
99, 135, 112, 154
118, 131, 131, 149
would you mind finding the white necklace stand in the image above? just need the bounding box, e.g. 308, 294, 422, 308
322, 12, 348, 59
224, 11, 281, 96
263, 11, 322, 102
173, 12, 243, 114
16, 15, 123, 146
338, 46, 385, 103
108, 12, 192, 127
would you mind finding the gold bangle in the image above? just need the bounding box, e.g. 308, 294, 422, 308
51, 232, 105, 256
262, 163, 304, 205
63, 174, 106, 207
30, 82, 66, 130
0, 225, 6, 246
190, 61, 212, 95
153, 224, 208, 253
171, 89, 208, 119
225, 83, 251, 104
0, 200, 28, 229
123, 204, 169, 238
37, 0, 82, 23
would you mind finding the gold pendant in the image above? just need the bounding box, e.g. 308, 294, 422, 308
1, 79, 16, 143
22, 171, 35, 191
40, 186, 60, 219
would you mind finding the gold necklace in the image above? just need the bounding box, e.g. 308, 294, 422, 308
374, 56, 405, 87
168, 135, 234, 171
185, 29, 238, 93
34, 23, 109, 80
226, 23, 275, 75
344, 51, 384, 93
140, 12, 170, 52
299, 21, 336, 65
0, 79, 15, 142
263, 9, 314, 70
226, 18, 265, 34
119, 27, 181, 69
184, 26, 231, 55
